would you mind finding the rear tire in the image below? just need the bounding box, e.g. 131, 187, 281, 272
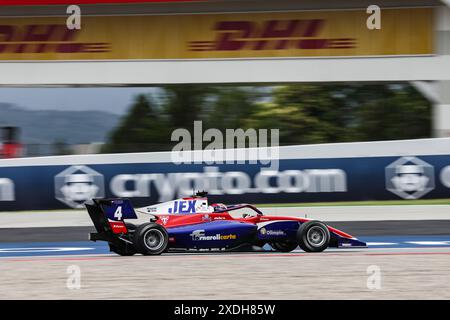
270, 241, 298, 252
297, 221, 330, 252
133, 223, 169, 255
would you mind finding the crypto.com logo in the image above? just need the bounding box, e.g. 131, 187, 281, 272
385, 157, 435, 200
55, 165, 105, 208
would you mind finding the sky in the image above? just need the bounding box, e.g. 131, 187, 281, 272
0, 87, 159, 115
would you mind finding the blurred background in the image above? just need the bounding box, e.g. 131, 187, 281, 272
0, 0, 449, 210
0, 83, 433, 157
0, 0, 445, 159
2, 2, 450, 301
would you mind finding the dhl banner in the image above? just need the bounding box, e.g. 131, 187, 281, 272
0, 8, 433, 61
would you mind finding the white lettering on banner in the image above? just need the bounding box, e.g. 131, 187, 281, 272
0, 178, 15, 201
110, 167, 347, 202
305, 169, 347, 192
220, 171, 252, 194
440, 166, 450, 188
254, 169, 347, 194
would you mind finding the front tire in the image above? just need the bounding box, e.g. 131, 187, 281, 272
297, 221, 330, 252
133, 223, 169, 255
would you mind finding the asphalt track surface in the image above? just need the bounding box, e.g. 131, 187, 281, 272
1, 244, 450, 299
2, 220, 450, 243
1, 206, 450, 299
1, 235, 450, 299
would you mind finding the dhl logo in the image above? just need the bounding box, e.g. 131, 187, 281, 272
0, 24, 110, 54
189, 19, 356, 52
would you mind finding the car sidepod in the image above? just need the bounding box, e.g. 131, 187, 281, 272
256, 220, 367, 249
256, 220, 300, 242
166, 220, 257, 250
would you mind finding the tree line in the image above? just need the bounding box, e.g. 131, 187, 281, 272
101, 83, 431, 153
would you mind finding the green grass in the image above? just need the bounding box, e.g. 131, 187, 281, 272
256, 198, 450, 207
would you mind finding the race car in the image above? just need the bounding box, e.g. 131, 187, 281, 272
86, 192, 366, 256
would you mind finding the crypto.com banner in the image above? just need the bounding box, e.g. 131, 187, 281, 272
1, 154, 450, 211
0, 8, 433, 60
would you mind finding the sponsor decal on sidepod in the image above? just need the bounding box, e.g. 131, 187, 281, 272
190, 230, 237, 241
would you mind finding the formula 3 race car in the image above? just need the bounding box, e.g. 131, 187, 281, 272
86, 192, 366, 256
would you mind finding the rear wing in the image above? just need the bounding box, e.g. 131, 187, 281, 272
86, 198, 138, 242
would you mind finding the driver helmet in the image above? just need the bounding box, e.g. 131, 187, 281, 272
211, 203, 227, 212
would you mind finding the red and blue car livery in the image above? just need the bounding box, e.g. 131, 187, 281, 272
86, 192, 366, 256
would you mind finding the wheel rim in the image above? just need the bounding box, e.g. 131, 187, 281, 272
306, 226, 326, 247
143, 229, 165, 251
